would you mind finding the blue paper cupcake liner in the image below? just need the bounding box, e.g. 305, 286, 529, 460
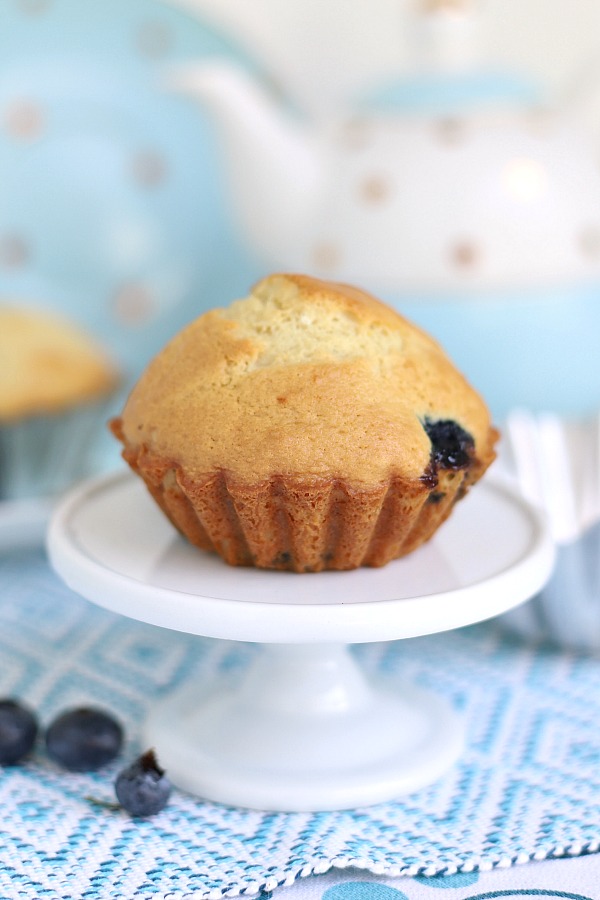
0, 396, 118, 502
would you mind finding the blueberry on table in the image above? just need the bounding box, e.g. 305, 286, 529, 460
0, 699, 38, 765
45, 707, 123, 772
115, 749, 171, 817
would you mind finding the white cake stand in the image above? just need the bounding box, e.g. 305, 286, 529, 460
47, 470, 554, 812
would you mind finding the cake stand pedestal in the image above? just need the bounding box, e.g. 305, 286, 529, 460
47, 471, 554, 811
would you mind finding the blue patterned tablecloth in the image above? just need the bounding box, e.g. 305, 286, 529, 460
0, 548, 599, 900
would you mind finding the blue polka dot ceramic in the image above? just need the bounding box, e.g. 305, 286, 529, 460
413, 872, 480, 888
0, 0, 262, 381
323, 884, 410, 900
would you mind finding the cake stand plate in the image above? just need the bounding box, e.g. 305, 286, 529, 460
47, 470, 554, 811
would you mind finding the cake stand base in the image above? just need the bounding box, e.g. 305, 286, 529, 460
47, 470, 555, 811
144, 642, 463, 811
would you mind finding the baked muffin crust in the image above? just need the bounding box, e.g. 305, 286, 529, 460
0, 305, 119, 421
119, 274, 494, 488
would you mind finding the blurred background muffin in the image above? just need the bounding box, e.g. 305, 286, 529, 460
0, 304, 120, 502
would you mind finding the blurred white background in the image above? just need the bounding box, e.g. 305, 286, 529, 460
169, 0, 600, 123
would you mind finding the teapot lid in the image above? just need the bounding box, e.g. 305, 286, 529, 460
355, 0, 542, 120
356, 69, 542, 119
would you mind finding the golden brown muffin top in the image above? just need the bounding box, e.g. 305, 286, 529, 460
119, 274, 495, 485
0, 305, 119, 421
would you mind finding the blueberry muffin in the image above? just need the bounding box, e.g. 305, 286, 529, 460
0, 304, 120, 500
112, 274, 498, 571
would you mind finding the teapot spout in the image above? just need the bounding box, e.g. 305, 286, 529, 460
166, 61, 321, 266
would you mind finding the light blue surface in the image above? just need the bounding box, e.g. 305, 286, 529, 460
0, 548, 599, 899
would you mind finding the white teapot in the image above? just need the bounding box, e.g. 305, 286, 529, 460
163, 2, 600, 419
166, 57, 600, 297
